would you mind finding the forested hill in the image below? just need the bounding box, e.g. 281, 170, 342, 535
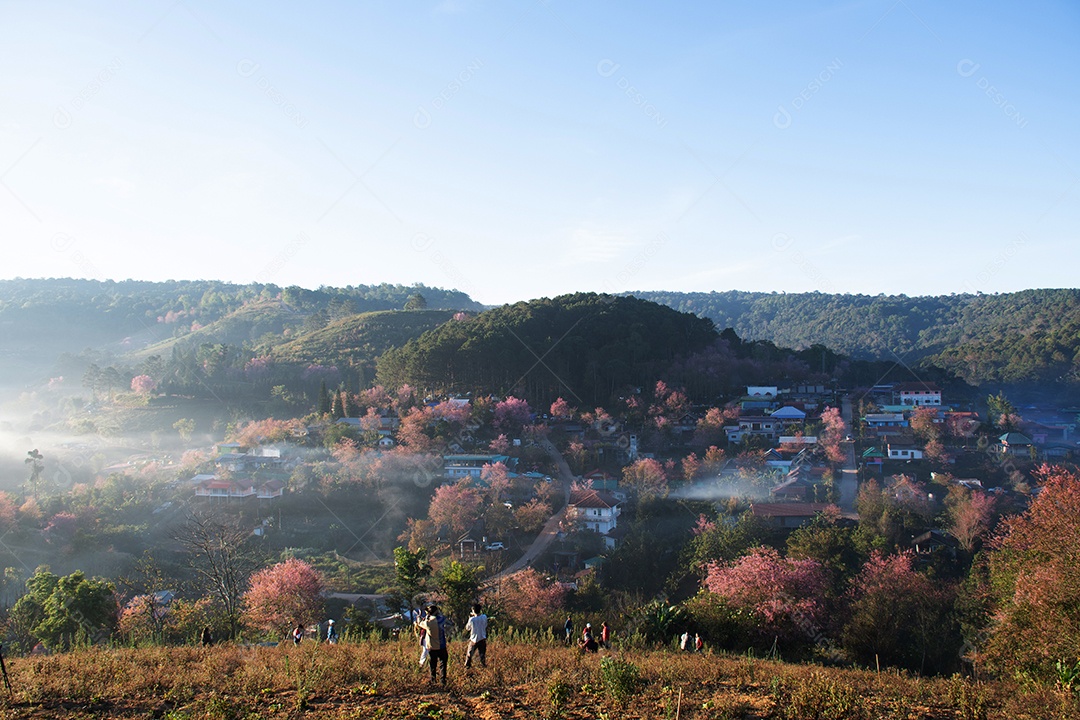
376, 293, 718, 406
0, 278, 481, 384
631, 289, 1080, 387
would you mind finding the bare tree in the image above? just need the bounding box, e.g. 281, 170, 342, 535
174, 512, 261, 639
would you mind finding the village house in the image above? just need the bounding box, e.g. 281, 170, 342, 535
567, 488, 622, 548
886, 435, 924, 461
195, 477, 256, 500
442, 453, 512, 479
893, 382, 942, 407
998, 432, 1033, 457
749, 502, 835, 529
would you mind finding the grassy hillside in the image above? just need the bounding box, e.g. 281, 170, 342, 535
2, 638, 1073, 719
131, 300, 304, 361
272, 309, 457, 368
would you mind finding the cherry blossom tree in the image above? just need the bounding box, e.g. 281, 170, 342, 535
514, 498, 552, 534
496, 568, 566, 624
428, 480, 483, 537
230, 418, 303, 448
682, 452, 702, 482
983, 465, 1080, 678
946, 486, 996, 552
622, 457, 668, 499
243, 355, 272, 380
481, 462, 512, 504
703, 546, 828, 645
692, 408, 728, 448
243, 558, 325, 639
359, 385, 392, 411
841, 551, 955, 673
817, 406, 847, 464
130, 375, 157, 394
550, 397, 574, 420
494, 396, 532, 433
397, 407, 435, 452
489, 434, 510, 454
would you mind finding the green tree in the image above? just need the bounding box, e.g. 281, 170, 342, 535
317, 380, 331, 415
404, 292, 427, 310
986, 391, 1016, 430
392, 546, 432, 618
436, 560, 482, 628
10, 568, 117, 652
173, 418, 196, 443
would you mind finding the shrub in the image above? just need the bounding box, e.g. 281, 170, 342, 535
598, 657, 641, 708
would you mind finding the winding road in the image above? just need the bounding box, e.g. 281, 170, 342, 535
491, 438, 575, 580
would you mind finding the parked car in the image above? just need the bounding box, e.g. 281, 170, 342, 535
485, 541, 506, 551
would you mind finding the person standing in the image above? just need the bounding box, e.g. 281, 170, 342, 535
694, 633, 704, 653
464, 603, 488, 669
200, 626, 214, 647
563, 615, 574, 646
293, 623, 304, 645
600, 621, 610, 650
325, 619, 338, 644
418, 604, 448, 685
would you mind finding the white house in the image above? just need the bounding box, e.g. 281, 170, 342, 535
257, 480, 285, 499
893, 382, 942, 407
568, 488, 622, 548
443, 454, 510, 479
195, 478, 256, 500
886, 437, 924, 460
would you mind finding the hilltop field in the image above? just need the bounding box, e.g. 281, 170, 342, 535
0, 638, 1076, 720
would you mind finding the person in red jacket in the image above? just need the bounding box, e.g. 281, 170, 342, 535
600, 621, 611, 649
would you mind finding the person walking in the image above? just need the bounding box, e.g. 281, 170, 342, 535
464, 603, 488, 669
679, 631, 689, 652
563, 615, 574, 646
200, 626, 214, 647
600, 621, 610, 650
418, 604, 449, 685
694, 633, 704, 653
325, 619, 338, 644
293, 623, 304, 645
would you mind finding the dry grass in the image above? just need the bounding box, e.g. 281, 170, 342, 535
0, 637, 1075, 719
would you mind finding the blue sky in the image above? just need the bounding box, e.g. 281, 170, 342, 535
1, 1, 1077, 305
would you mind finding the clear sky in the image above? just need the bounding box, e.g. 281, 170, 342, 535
1, 1, 1077, 306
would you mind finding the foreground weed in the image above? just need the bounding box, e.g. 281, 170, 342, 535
772, 672, 867, 720
598, 656, 641, 708
547, 672, 573, 719
944, 675, 989, 720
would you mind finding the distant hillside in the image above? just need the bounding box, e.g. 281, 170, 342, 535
272, 309, 456, 368
131, 299, 304, 360
376, 293, 718, 406
0, 278, 482, 385
631, 289, 1080, 387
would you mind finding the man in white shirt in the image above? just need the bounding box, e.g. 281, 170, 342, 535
464, 603, 488, 669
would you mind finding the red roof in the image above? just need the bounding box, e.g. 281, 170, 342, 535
750, 502, 833, 518
569, 488, 620, 509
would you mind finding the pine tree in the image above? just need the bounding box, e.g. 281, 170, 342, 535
317, 381, 331, 415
